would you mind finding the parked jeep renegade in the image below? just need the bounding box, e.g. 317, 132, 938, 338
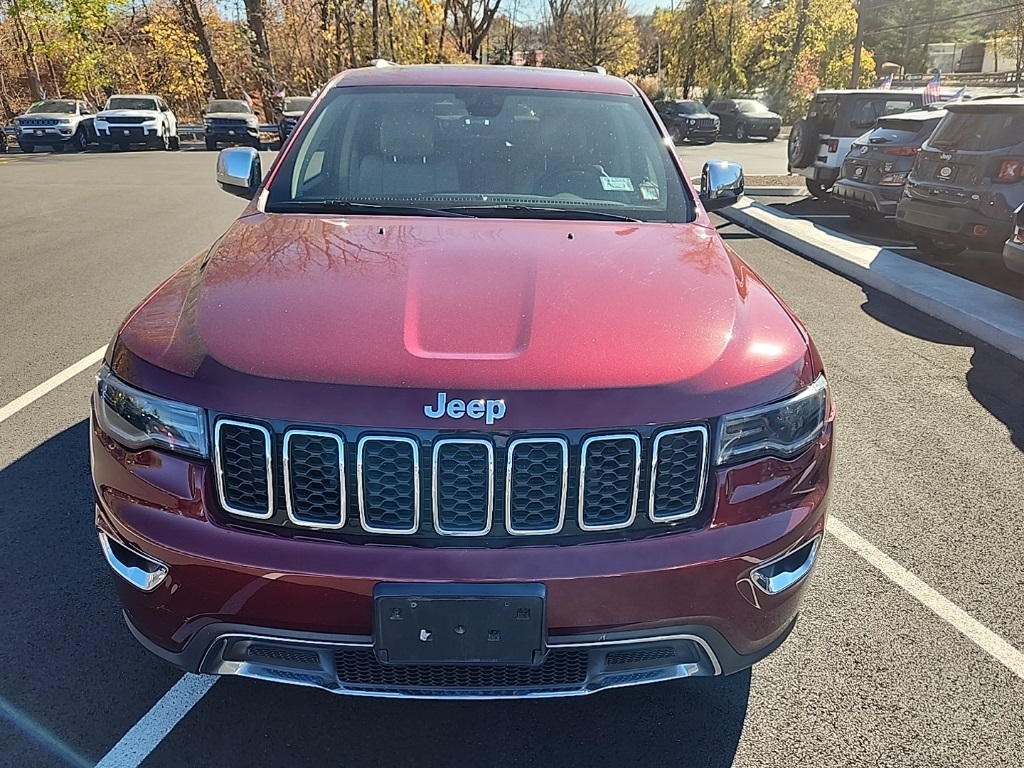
92, 64, 835, 698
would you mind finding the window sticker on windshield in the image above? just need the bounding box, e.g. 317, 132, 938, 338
600, 176, 635, 192
640, 182, 660, 201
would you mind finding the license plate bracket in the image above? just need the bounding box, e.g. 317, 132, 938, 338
373, 583, 546, 666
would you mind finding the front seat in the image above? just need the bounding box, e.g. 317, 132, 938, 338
357, 112, 458, 196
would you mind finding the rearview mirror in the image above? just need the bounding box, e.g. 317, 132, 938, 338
216, 147, 262, 199
699, 160, 744, 212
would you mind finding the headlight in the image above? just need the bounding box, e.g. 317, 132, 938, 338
715, 375, 828, 465
687, 118, 695, 125
58, 119, 71, 125
95, 365, 208, 458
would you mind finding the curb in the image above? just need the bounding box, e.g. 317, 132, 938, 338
721, 198, 1024, 361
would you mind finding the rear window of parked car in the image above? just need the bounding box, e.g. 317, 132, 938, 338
866, 117, 942, 144
928, 110, 1024, 151
849, 98, 916, 130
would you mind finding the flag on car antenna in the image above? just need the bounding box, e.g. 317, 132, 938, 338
923, 71, 941, 105
878, 73, 893, 90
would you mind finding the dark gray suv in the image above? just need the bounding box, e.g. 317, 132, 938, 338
897, 98, 1024, 257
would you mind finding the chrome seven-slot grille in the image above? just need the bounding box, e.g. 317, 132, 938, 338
213, 420, 709, 541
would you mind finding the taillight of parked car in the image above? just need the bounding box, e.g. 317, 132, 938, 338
879, 172, 910, 186
826, 139, 839, 153
878, 146, 919, 157
994, 158, 1024, 183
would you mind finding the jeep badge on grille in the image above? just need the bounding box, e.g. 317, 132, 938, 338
424, 392, 506, 425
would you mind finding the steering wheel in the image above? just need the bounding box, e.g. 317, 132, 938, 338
534, 163, 604, 197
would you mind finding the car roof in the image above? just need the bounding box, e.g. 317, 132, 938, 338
108, 94, 160, 99
947, 97, 1024, 112
878, 108, 946, 122
329, 64, 637, 96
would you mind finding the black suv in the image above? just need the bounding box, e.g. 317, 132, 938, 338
708, 99, 782, 142
276, 96, 313, 150
833, 108, 944, 220
897, 98, 1024, 257
654, 100, 719, 144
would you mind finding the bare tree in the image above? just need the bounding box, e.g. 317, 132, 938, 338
6, 0, 43, 100
242, 0, 277, 118
177, 0, 226, 99
450, 0, 503, 62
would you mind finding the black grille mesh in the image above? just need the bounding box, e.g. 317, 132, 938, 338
434, 442, 491, 533
580, 437, 638, 528
287, 433, 343, 525
606, 647, 676, 665
651, 430, 705, 520
508, 441, 565, 532
218, 423, 270, 515
334, 649, 589, 689
360, 439, 418, 531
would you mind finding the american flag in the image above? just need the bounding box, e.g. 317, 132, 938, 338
878, 73, 893, 90
274, 86, 286, 99
242, 90, 254, 107
948, 85, 967, 103
923, 71, 941, 105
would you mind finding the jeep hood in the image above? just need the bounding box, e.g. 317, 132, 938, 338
113, 214, 817, 428
99, 110, 159, 118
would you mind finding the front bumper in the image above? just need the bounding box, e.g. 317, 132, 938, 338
206, 127, 260, 143
92, 411, 833, 698
833, 179, 902, 215
746, 123, 781, 139
97, 125, 161, 144
896, 198, 1012, 252
17, 128, 74, 145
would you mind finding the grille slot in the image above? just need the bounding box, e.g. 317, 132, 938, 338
650, 427, 708, 522
247, 645, 321, 666
284, 430, 345, 528
578, 434, 641, 531
215, 420, 272, 519
358, 436, 420, 534
334, 649, 589, 690
506, 438, 568, 535
606, 647, 676, 665
432, 439, 494, 536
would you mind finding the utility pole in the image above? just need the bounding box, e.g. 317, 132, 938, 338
851, 0, 865, 88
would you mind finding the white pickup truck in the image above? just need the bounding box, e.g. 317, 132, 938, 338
95, 94, 179, 151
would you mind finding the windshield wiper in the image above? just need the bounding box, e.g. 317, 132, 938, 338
440, 205, 642, 223
266, 200, 476, 217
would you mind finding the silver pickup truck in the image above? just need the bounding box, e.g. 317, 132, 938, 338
13, 99, 95, 153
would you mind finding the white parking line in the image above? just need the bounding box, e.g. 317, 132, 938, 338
94, 674, 218, 768
828, 516, 1024, 679
0, 346, 106, 425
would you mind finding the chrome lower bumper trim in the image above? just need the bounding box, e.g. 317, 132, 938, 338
98, 531, 168, 591
197, 630, 722, 700
751, 534, 821, 596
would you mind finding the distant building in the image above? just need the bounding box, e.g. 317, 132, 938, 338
927, 41, 1022, 74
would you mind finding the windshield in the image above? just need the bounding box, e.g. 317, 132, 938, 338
737, 100, 770, 114
284, 97, 313, 113
267, 85, 691, 222
105, 97, 158, 111
675, 102, 706, 115
26, 101, 76, 114
929, 110, 1024, 151
207, 100, 253, 114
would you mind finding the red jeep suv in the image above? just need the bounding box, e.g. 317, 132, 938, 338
92, 64, 834, 698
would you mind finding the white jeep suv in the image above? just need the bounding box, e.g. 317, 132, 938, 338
95, 95, 179, 151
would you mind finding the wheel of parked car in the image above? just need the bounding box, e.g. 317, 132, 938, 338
788, 117, 819, 168
169, 135, 180, 151
805, 179, 832, 199
735, 122, 748, 141
19, 143, 33, 153
71, 127, 89, 152
670, 126, 683, 144
205, 137, 217, 151
911, 233, 965, 259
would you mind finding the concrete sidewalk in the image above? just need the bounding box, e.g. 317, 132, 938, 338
721, 198, 1024, 361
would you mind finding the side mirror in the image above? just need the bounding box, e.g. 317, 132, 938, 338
699, 160, 744, 212
216, 147, 262, 199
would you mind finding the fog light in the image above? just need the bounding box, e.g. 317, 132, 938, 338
973, 225, 988, 237
751, 535, 821, 595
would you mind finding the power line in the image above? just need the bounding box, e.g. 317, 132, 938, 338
868, 5, 1016, 35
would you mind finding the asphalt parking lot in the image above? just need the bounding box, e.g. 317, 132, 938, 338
2, 150, 1024, 767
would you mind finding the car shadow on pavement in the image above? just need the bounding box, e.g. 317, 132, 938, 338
0, 420, 182, 768
859, 286, 1024, 452
163, 671, 752, 767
